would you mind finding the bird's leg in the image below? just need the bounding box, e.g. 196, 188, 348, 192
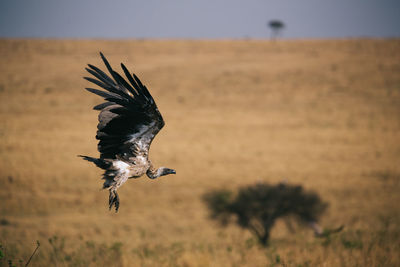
109, 189, 120, 212
108, 190, 115, 210
114, 192, 120, 212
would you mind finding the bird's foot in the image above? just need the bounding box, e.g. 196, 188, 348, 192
109, 190, 120, 212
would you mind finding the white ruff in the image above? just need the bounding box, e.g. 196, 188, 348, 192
113, 160, 130, 174
135, 155, 147, 165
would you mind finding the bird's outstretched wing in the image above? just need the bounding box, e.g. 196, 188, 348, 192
84, 52, 165, 160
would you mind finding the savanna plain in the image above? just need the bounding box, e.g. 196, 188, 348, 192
0, 39, 399, 266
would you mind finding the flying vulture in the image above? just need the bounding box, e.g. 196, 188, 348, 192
79, 52, 176, 212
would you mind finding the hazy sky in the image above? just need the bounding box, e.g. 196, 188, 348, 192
1, 0, 399, 39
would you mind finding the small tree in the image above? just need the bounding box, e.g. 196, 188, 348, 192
268, 20, 285, 40
203, 182, 328, 246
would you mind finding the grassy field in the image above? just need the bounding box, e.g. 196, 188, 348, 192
0, 38, 399, 266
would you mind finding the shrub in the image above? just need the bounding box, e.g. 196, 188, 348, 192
203, 182, 328, 246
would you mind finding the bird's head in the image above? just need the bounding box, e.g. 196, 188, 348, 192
147, 167, 176, 179
159, 167, 176, 176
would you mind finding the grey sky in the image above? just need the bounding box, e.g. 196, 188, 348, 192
0, 0, 399, 39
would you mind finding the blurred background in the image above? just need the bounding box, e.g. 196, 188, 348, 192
0, 1, 399, 266
1, 0, 400, 39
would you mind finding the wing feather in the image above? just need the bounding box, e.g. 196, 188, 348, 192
87, 64, 116, 86
84, 52, 165, 160
93, 102, 115, 110
85, 88, 121, 99
111, 70, 140, 98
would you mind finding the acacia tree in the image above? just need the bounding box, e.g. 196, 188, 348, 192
268, 20, 285, 40
203, 182, 329, 246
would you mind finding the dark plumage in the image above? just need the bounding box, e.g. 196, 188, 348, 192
79, 52, 176, 212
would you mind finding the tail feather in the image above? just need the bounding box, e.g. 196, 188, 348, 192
78, 155, 111, 170
79, 155, 121, 212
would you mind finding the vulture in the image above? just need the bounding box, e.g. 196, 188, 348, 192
79, 52, 176, 212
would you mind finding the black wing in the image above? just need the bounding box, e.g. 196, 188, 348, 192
84, 52, 165, 159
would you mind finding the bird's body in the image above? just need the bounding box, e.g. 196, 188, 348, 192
80, 53, 175, 211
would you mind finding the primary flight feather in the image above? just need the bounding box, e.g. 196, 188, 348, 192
79, 52, 176, 212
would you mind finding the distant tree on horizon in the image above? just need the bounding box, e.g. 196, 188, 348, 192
268, 20, 285, 40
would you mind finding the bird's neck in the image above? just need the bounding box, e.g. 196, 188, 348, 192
146, 166, 163, 179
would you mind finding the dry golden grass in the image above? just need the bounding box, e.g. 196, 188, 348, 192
0, 38, 399, 266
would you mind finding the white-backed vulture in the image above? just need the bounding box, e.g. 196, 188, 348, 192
79, 52, 176, 212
